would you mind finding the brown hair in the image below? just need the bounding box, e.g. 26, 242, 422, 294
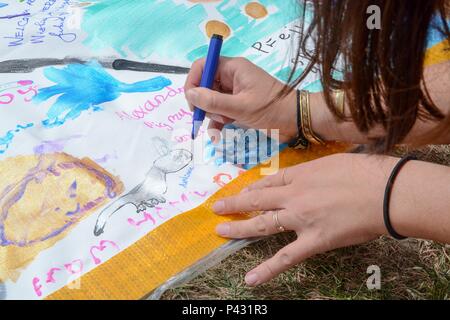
284, 0, 450, 153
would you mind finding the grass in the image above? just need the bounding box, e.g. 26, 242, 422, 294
161, 145, 450, 300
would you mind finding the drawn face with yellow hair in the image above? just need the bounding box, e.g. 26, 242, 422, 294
0, 153, 123, 281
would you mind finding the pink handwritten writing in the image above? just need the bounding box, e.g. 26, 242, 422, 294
17, 80, 33, 86
169, 191, 209, 205
32, 239, 118, 297
64, 259, 83, 275
144, 121, 173, 131
128, 206, 167, 228
0, 93, 14, 104
90, 240, 120, 265
46, 267, 62, 284
128, 210, 157, 227
32, 277, 43, 297
213, 173, 233, 187
0, 80, 37, 105
174, 127, 206, 143
193, 191, 208, 197
17, 84, 38, 102
167, 108, 193, 125
116, 86, 184, 121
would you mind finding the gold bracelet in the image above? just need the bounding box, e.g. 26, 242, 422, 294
332, 90, 346, 117
300, 90, 325, 145
288, 90, 310, 150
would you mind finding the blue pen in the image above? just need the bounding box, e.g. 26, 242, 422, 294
191, 34, 223, 140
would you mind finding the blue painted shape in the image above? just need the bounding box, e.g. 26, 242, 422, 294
427, 15, 450, 49
0, 3, 8, 9
204, 140, 217, 164
0, 123, 34, 155
211, 124, 280, 170
34, 61, 172, 127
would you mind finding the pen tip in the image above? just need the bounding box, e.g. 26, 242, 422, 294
191, 123, 200, 140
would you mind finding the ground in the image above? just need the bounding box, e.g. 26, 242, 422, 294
162, 145, 450, 300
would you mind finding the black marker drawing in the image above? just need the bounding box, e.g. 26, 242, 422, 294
112, 59, 190, 74
93, 137, 193, 236
0, 57, 190, 74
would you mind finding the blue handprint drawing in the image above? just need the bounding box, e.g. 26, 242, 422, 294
34, 61, 172, 128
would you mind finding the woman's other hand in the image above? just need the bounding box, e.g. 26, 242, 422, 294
211, 153, 450, 286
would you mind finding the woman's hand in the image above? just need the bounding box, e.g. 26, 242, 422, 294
184, 57, 298, 143
212, 153, 403, 286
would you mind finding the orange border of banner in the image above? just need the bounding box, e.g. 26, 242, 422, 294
425, 39, 450, 67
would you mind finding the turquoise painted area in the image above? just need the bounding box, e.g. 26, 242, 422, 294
81, 0, 207, 59
0, 3, 8, 9
256, 52, 286, 75
274, 66, 305, 83
302, 79, 322, 93
34, 61, 171, 128
187, 0, 300, 61
0, 123, 34, 154
81, 0, 299, 68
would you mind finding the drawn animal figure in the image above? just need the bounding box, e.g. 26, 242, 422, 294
94, 137, 193, 236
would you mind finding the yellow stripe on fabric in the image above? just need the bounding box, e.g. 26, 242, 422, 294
47, 143, 349, 300
425, 39, 450, 66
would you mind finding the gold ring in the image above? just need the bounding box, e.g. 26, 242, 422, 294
272, 211, 286, 232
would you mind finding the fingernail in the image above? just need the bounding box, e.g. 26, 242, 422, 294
245, 273, 259, 286
216, 224, 230, 236
210, 135, 216, 144
212, 200, 225, 213
186, 89, 199, 103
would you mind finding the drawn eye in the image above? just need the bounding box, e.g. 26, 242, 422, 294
191, 1, 269, 39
